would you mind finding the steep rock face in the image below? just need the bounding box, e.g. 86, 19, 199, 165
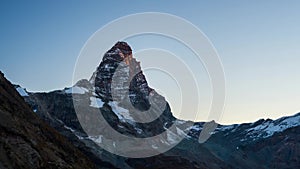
0, 71, 96, 169
92, 41, 151, 111
89, 41, 176, 138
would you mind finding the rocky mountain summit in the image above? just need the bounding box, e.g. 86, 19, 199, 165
4, 42, 300, 168
92, 41, 152, 111
87, 42, 176, 138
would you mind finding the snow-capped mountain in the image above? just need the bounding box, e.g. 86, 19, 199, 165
15, 42, 300, 169
242, 113, 300, 141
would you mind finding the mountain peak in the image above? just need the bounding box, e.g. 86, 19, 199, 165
93, 41, 151, 110
110, 41, 132, 55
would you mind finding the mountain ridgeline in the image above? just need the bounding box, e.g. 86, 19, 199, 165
1, 42, 299, 168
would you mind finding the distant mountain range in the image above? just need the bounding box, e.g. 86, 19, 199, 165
1, 42, 299, 169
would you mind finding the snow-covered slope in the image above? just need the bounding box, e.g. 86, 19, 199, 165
242, 113, 300, 141
182, 113, 300, 143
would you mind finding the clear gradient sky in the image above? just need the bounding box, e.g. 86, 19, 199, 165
1, 1, 300, 124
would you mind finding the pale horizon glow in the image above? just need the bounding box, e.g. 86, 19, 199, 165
1, 1, 300, 124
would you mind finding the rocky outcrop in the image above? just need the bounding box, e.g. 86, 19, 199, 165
0, 71, 96, 169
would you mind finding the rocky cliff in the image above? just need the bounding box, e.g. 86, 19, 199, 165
92, 41, 152, 111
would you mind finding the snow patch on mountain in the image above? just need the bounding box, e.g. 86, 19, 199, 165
175, 120, 187, 125
176, 127, 191, 138
88, 135, 103, 144
64, 125, 75, 132
134, 127, 143, 134
108, 101, 134, 123
219, 124, 235, 131
90, 97, 104, 108
151, 144, 159, 149
16, 87, 29, 96
187, 124, 202, 131
65, 86, 88, 94
244, 113, 300, 141
64, 125, 85, 139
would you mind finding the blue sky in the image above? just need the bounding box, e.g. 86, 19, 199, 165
1, 1, 300, 124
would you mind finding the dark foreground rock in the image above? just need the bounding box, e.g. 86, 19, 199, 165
0, 72, 97, 169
